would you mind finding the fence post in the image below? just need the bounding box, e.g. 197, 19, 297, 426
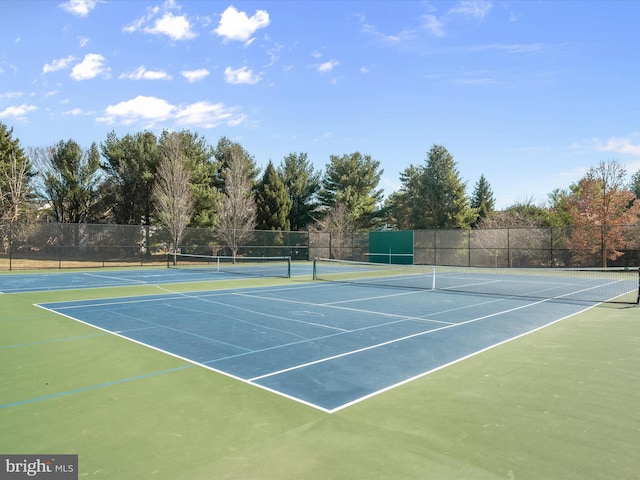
550, 226, 554, 267
433, 230, 436, 265
8, 222, 12, 271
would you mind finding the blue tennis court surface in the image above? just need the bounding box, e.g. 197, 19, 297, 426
0, 263, 312, 293
38, 281, 595, 412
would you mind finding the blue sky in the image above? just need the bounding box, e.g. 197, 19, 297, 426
2, 0, 640, 209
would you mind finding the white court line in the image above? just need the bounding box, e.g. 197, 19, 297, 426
35, 302, 334, 414
36, 281, 603, 414
82, 272, 148, 284
234, 290, 455, 325
331, 303, 598, 413
248, 297, 552, 383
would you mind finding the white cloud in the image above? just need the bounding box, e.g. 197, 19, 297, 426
316, 60, 339, 74
71, 53, 109, 80
59, 0, 99, 17
0, 104, 38, 120
97, 95, 245, 129
98, 96, 174, 126
63, 107, 93, 116
266, 44, 283, 67
214, 5, 270, 44
358, 15, 416, 44
591, 136, 640, 157
224, 66, 261, 85
181, 68, 210, 83
146, 12, 196, 40
469, 43, 544, 54
119, 65, 172, 80
313, 131, 334, 142
422, 15, 445, 37
43, 55, 75, 74
449, 0, 493, 19
175, 101, 245, 128
123, 5, 159, 33
124, 1, 196, 41
0, 92, 24, 100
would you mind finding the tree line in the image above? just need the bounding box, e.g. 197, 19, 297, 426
2, 122, 640, 265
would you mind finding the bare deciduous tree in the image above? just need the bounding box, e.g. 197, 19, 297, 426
1, 152, 31, 223
311, 202, 356, 260
153, 133, 194, 264
217, 147, 257, 259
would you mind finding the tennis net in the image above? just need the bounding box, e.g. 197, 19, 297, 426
312, 258, 640, 304
168, 253, 291, 278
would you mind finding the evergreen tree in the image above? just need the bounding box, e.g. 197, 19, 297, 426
212, 137, 259, 192
278, 152, 320, 231
386, 164, 423, 230
470, 174, 495, 224
319, 152, 383, 229
547, 188, 572, 226
256, 161, 291, 230
422, 144, 477, 228
38, 139, 102, 224
100, 130, 159, 225
390, 145, 476, 229
629, 169, 640, 200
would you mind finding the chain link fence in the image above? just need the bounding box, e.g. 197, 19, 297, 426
414, 226, 640, 268
1, 222, 639, 270
0, 222, 310, 270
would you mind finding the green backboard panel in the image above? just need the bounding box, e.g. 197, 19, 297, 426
368, 231, 414, 264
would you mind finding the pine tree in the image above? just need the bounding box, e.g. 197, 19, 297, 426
319, 152, 383, 229
422, 145, 477, 228
36, 139, 102, 224
390, 145, 477, 229
278, 152, 320, 231
100, 130, 159, 225
471, 174, 495, 224
256, 161, 291, 230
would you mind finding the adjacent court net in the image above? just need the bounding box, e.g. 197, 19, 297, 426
312, 258, 640, 304
168, 253, 291, 279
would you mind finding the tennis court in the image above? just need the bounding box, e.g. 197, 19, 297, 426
2, 259, 640, 479
36, 259, 630, 412
0, 255, 302, 293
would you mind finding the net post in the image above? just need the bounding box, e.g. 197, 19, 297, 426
286, 256, 291, 278
312, 258, 318, 280
432, 266, 436, 290
636, 269, 640, 305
